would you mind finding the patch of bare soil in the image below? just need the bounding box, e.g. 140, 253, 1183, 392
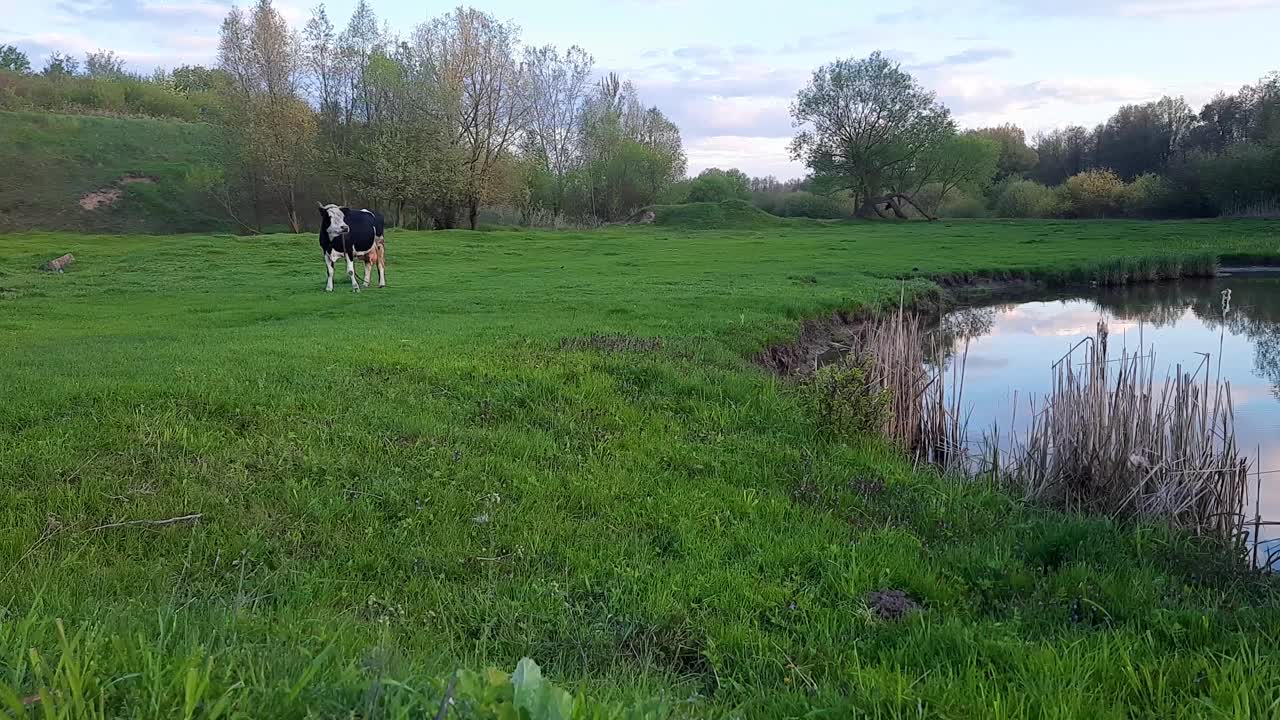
754, 310, 869, 377
78, 175, 156, 211
864, 588, 922, 621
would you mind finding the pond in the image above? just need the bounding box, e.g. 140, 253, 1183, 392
941, 274, 1280, 552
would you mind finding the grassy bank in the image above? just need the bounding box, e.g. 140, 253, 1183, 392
3, 220, 1280, 718
0, 111, 229, 234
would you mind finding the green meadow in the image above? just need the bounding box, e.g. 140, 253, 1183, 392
3, 217, 1280, 718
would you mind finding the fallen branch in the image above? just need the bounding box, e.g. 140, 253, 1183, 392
89, 513, 203, 532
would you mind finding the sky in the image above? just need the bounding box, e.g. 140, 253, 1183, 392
5, 0, 1280, 179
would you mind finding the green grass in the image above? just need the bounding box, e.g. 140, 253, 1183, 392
3, 220, 1280, 718
0, 111, 229, 234
650, 200, 794, 230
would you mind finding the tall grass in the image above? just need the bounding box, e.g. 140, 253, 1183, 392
1038, 253, 1219, 287
981, 321, 1250, 540
855, 307, 1250, 542
859, 304, 968, 469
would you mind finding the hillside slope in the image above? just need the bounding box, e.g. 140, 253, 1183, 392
0, 111, 231, 234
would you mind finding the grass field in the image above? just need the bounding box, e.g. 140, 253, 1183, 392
3, 218, 1280, 718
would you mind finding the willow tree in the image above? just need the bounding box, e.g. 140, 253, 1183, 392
789, 52, 956, 219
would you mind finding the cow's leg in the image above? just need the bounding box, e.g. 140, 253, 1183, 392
376, 240, 386, 287
362, 256, 372, 288
346, 253, 360, 292
324, 251, 335, 292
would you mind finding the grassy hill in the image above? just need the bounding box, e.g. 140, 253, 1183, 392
0, 111, 231, 234
4, 220, 1280, 716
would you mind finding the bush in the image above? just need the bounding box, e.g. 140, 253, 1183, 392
937, 190, 989, 218
812, 356, 890, 440
656, 179, 691, 204
0, 70, 200, 121
992, 179, 1062, 218
1120, 173, 1174, 218
687, 168, 751, 203
753, 191, 852, 219
1063, 169, 1126, 218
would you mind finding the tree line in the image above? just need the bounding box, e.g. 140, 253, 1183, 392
4, 32, 1280, 225
750, 54, 1280, 220
0, 0, 686, 231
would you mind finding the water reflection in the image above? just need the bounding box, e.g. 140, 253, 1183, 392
943, 276, 1280, 547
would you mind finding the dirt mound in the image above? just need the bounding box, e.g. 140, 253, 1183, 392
78, 175, 156, 211
864, 589, 922, 621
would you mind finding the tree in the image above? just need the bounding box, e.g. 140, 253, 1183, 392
171, 65, 219, 94
217, 0, 315, 232
84, 49, 127, 78
577, 74, 685, 221
966, 124, 1037, 180
789, 52, 955, 218
1031, 126, 1095, 185
414, 7, 529, 229
522, 44, 593, 217
41, 53, 80, 78
688, 168, 751, 203
1094, 96, 1194, 179
339, 0, 382, 125
904, 134, 1000, 216
0, 44, 31, 74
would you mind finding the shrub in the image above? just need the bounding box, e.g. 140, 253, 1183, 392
687, 168, 751, 203
1120, 173, 1174, 218
657, 179, 691, 204
753, 191, 853, 219
0, 70, 199, 121
992, 179, 1061, 218
1063, 169, 1126, 218
812, 355, 891, 440
937, 190, 989, 218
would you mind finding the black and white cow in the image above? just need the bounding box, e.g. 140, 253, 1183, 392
318, 203, 386, 292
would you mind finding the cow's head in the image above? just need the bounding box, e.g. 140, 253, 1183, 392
317, 202, 349, 239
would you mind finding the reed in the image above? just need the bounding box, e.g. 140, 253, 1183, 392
858, 304, 969, 471
980, 320, 1250, 540
854, 299, 1251, 542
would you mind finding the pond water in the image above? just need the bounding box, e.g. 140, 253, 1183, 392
940, 274, 1280, 551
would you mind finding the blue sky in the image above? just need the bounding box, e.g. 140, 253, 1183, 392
6, 0, 1280, 178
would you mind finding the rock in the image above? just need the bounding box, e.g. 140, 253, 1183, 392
41, 254, 76, 272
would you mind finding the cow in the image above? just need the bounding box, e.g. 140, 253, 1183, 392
317, 203, 386, 292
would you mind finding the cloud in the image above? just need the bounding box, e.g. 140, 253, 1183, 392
874, 0, 1276, 19
875, 6, 925, 22
684, 135, 799, 178
9, 29, 218, 71
55, 0, 232, 24
778, 27, 870, 55
672, 45, 722, 61
1001, 0, 1278, 16
912, 47, 1013, 70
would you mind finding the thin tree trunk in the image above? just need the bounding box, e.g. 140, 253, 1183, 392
898, 193, 938, 221
468, 198, 479, 230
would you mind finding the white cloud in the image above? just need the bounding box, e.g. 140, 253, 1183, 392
685, 135, 800, 178
1006, 0, 1278, 16
682, 95, 792, 136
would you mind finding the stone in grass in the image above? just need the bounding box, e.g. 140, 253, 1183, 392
41, 254, 76, 273
864, 588, 922, 621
